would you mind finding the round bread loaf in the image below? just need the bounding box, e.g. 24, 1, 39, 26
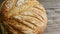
0, 0, 47, 34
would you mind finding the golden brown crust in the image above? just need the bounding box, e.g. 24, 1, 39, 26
0, 0, 47, 34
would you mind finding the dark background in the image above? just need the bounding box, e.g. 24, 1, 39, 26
0, 0, 60, 34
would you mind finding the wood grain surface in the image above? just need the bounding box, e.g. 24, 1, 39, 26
0, 0, 60, 34
38, 0, 60, 34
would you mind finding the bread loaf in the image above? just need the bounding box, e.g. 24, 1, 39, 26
0, 0, 47, 34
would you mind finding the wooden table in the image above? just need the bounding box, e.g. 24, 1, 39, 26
38, 0, 60, 34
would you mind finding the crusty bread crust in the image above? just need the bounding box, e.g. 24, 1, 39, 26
0, 0, 47, 34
